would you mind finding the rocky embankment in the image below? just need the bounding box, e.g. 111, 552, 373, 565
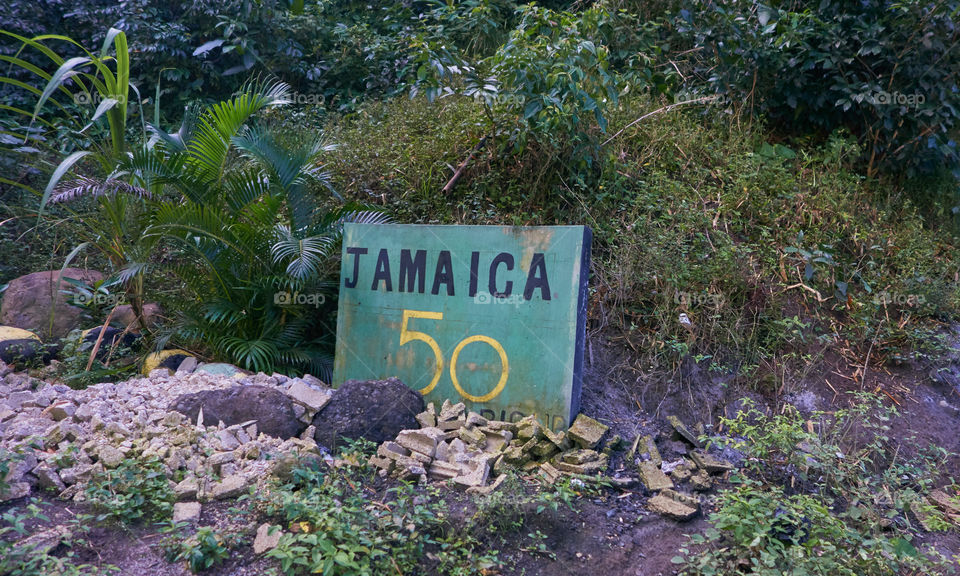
0, 361, 335, 511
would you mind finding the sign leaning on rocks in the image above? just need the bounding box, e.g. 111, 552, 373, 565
334, 224, 592, 430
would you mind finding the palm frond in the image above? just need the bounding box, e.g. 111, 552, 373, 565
186, 80, 291, 186
223, 168, 270, 213
49, 175, 152, 203
271, 225, 335, 281
148, 102, 203, 152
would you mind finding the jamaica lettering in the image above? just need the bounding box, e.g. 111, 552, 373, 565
343, 248, 552, 301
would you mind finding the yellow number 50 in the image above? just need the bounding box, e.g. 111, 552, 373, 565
399, 309, 509, 402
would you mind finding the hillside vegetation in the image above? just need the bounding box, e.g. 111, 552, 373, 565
1, 0, 959, 574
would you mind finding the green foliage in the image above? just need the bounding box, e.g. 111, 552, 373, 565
0, 502, 117, 575
1, 27, 160, 330
0, 448, 20, 498
679, 0, 960, 177
5, 35, 389, 374
261, 461, 444, 575
469, 471, 578, 535
486, 4, 620, 160
85, 455, 175, 524
53, 329, 138, 389
675, 395, 954, 575
324, 88, 958, 392
161, 524, 233, 573
255, 444, 543, 576
139, 80, 389, 375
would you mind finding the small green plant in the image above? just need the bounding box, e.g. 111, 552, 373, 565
54, 329, 137, 389
430, 532, 499, 576
0, 449, 19, 498
469, 471, 578, 535
85, 455, 175, 524
522, 529, 555, 560
162, 525, 232, 573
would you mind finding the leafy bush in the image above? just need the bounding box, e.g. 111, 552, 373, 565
4, 28, 389, 374
85, 455, 175, 524
261, 460, 443, 575
679, 0, 960, 177
138, 81, 389, 375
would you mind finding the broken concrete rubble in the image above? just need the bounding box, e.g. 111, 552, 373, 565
690, 450, 734, 473
667, 415, 702, 448
647, 489, 700, 521
369, 405, 629, 492
566, 414, 609, 449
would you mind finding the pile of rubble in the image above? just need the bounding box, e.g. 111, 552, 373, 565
369, 400, 624, 493
0, 360, 331, 515
367, 401, 740, 522
626, 415, 735, 520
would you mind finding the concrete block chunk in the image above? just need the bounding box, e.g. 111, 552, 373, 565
638, 461, 674, 491
396, 428, 444, 457
173, 502, 202, 524
648, 489, 699, 521
254, 524, 282, 555
690, 450, 733, 473
667, 415, 702, 448
286, 381, 333, 412
567, 414, 608, 449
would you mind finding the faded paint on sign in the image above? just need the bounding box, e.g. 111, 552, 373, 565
333, 224, 591, 430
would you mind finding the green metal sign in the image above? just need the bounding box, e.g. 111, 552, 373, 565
333, 224, 591, 430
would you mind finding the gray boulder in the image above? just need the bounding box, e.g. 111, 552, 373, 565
312, 377, 424, 451
0, 268, 104, 339
169, 385, 305, 439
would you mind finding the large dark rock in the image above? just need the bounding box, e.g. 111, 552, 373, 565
169, 385, 304, 439
0, 326, 43, 364
312, 377, 424, 451
0, 268, 104, 339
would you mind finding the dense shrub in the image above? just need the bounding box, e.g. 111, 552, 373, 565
679, 0, 960, 177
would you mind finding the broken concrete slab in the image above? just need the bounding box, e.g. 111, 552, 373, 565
415, 411, 437, 428
396, 428, 445, 458
453, 459, 490, 489
562, 449, 600, 465
690, 450, 734, 473
466, 473, 507, 495
928, 489, 960, 516
667, 415, 702, 448
428, 460, 462, 480
543, 427, 572, 451
628, 434, 662, 468
481, 430, 512, 453
254, 524, 282, 555
458, 426, 486, 446
377, 441, 411, 460
439, 400, 465, 422
555, 455, 608, 475
210, 475, 249, 500
637, 461, 674, 492
465, 412, 487, 427
173, 502, 202, 524
690, 470, 712, 492
567, 414, 609, 449
648, 489, 699, 521
285, 381, 333, 412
